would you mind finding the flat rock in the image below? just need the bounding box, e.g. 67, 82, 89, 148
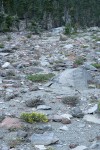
35, 145, 47, 150
72, 145, 88, 150
83, 114, 100, 124
30, 132, 59, 145
37, 105, 51, 110
0, 117, 22, 129
59, 125, 68, 131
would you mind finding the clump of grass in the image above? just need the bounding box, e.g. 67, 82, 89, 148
74, 57, 86, 66
0, 43, 4, 48
20, 112, 48, 123
27, 73, 55, 82
92, 63, 100, 69
92, 36, 100, 41
62, 96, 79, 107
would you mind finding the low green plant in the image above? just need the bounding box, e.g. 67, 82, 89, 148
27, 73, 55, 82
0, 43, 4, 48
92, 36, 100, 41
7, 34, 12, 41
62, 96, 79, 106
74, 57, 86, 66
98, 101, 100, 112
26, 34, 32, 38
20, 112, 48, 123
92, 63, 100, 69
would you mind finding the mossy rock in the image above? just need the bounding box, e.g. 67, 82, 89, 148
20, 112, 48, 123
27, 73, 55, 82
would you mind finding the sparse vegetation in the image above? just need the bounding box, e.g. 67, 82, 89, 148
74, 57, 86, 66
92, 36, 100, 41
20, 112, 48, 123
62, 96, 79, 106
0, 43, 4, 48
27, 73, 55, 82
98, 101, 100, 112
92, 63, 100, 69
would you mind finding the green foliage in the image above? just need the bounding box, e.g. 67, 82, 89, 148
20, 112, 48, 123
64, 23, 72, 35
98, 101, 100, 112
92, 63, 100, 69
0, 43, 4, 48
27, 73, 55, 82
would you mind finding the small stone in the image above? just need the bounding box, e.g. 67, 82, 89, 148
52, 115, 62, 122
2, 62, 11, 68
71, 107, 84, 118
29, 86, 39, 91
59, 125, 68, 131
63, 44, 73, 49
60, 114, 73, 120
37, 105, 51, 110
60, 34, 67, 41
61, 118, 71, 124
69, 144, 78, 149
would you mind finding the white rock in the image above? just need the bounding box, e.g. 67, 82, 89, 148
83, 114, 100, 124
60, 114, 73, 120
86, 104, 98, 114
63, 44, 73, 49
59, 125, 68, 131
2, 62, 10, 68
37, 105, 51, 110
35, 145, 47, 150
72, 145, 87, 150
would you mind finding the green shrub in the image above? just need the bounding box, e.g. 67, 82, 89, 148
0, 43, 4, 48
27, 73, 55, 82
20, 112, 48, 123
64, 23, 72, 35
92, 63, 100, 69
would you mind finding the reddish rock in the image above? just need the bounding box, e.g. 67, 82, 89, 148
61, 118, 71, 124
0, 117, 22, 129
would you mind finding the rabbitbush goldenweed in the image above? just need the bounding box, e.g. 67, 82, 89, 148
20, 112, 48, 123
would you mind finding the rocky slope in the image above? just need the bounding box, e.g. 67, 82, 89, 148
0, 27, 100, 150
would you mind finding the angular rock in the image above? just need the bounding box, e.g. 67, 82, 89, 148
85, 104, 98, 114
71, 107, 84, 118
72, 145, 88, 150
30, 132, 59, 145
2, 62, 11, 69
83, 115, 100, 124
